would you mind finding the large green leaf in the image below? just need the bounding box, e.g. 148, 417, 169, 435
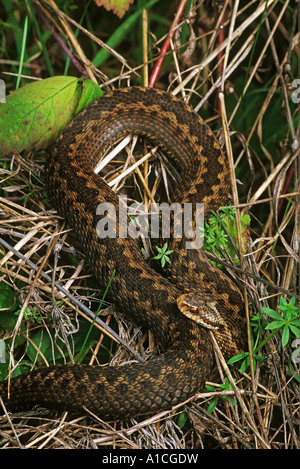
0, 76, 102, 155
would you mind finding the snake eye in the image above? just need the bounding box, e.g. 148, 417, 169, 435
190, 306, 198, 314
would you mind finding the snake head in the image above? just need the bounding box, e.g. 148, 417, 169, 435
177, 292, 224, 331
177, 292, 246, 359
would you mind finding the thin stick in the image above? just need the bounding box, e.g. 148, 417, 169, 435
149, 0, 187, 87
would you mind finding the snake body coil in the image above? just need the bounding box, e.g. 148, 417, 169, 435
0, 87, 246, 419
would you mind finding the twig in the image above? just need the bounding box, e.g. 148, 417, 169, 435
149, 0, 188, 87
37, 8, 90, 80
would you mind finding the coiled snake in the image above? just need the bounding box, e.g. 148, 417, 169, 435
0, 87, 246, 419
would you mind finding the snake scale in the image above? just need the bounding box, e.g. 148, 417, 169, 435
0, 87, 246, 420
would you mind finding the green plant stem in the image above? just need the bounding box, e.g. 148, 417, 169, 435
26, 0, 54, 76
253, 327, 282, 354
16, 15, 28, 89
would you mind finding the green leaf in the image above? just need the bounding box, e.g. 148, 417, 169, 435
76, 78, 103, 114
0, 76, 102, 155
177, 411, 188, 428
265, 321, 284, 330
227, 352, 249, 364
289, 324, 300, 337
0, 310, 18, 331
240, 356, 250, 373
279, 296, 289, 307
207, 397, 218, 413
282, 325, 290, 347
0, 361, 26, 381
26, 330, 53, 363
0, 283, 16, 310
261, 307, 283, 320
205, 384, 217, 392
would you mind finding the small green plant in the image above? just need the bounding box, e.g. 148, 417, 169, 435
200, 206, 250, 267
15, 305, 43, 324
153, 242, 174, 268
205, 378, 238, 413
228, 296, 300, 373
227, 342, 266, 374
261, 296, 300, 347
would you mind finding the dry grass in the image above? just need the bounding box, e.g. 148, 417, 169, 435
0, 0, 299, 449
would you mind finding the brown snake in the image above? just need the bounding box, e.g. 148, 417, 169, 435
0, 87, 246, 419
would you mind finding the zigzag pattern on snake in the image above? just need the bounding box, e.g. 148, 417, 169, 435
0, 87, 246, 419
